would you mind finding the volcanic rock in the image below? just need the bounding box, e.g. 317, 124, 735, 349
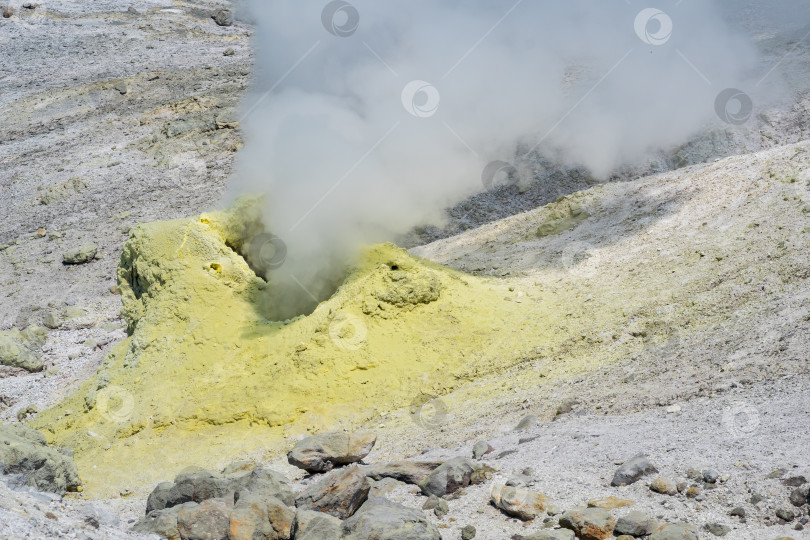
212, 9, 232, 26
611, 454, 659, 486
295, 465, 370, 520
615, 511, 655, 536
418, 457, 473, 497
229, 493, 294, 540
291, 509, 342, 540
490, 484, 547, 520
62, 243, 97, 264
0, 423, 80, 495
341, 497, 441, 540
472, 440, 493, 459
522, 531, 575, 540
287, 430, 376, 473
559, 507, 616, 540
176, 498, 231, 540
0, 326, 46, 372
649, 523, 699, 540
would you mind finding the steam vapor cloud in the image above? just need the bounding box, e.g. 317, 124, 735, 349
230, 0, 765, 319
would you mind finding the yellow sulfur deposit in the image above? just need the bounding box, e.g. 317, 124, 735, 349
33, 197, 579, 497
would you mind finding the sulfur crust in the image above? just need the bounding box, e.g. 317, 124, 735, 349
33, 197, 592, 497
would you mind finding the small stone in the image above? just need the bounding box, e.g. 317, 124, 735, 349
666, 405, 681, 413
784, 476, 808, 487
212, 8, 233, 26
612, 454, 659, 486
434, 499, 449, 518
223, 48, 235, 57
650, 477, 678, 496
422, 495, 440, 511
685, 486, 700, 499
113, 81, 128, 95
44, 311, 62, 329
554, 398, 579, 418
515, 414, 538, 431
586, 497, 634, 510
685, 469, 702, 481
750, 492, 766, 505
127, 6, 138, 15
704, 522, 731, 536
676, 482, 688, 493
461, 524, 476, 539
703, 469, 720, 483
728, 507, 745, 518
559, 507, 616, 540
472, 440, 493, 459
294, 464, 370, 520
63, 244, 97, 264
789, 485, 810, 507
777, 507, 796, 521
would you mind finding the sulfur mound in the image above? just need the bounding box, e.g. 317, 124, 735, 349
32, 197, 556, 497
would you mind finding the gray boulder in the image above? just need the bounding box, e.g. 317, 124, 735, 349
212, 9, 233, 26
145, 465, 293, 514
287, 431, 376, 473
341, 497, 441, 540
615, 511, 654, 536
291, 509, 342, 540
789, 484, 809, 507
133, 502, 197, 540
177, 498, 231, 540
472, 441, 492, 459
228, 493, 294, 540
295, 464, 370, 519
611, 454, 659, 486
559, 507, 616, 540
361, 461, 442, 485
0, 326, 46, 372
418, 457, 473, 497
0, 423, 80, 495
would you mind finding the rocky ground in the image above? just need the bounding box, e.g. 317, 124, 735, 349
1, 0, 809, 539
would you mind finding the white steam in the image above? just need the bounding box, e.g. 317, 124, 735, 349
230, 0, 765, 318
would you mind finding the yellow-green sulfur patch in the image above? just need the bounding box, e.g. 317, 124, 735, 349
33, 198, 577, 497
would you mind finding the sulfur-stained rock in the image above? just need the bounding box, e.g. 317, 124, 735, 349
295, 465, 370, 519
291, 509, 342, 540
62, 243, 97, 264
341, 497, 440, 540
559, 507, 616, 540
418, 457, 473, 497
586, 497, 634, 510
0, 423, 80, 495
229, 493, 294, 540
490, 484, 547, 520
650, 477, 678, 496
287, 431, 377, 473
0, 326, 46, 372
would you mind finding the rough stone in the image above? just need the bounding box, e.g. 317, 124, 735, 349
0, 423, 80, 495
611, 454, 658, 486
650, 477, 678, 495
361, 461, 442, 485
515, 415, 538, 431
229, 493, 294, 540
0, 326, 46, 372
522, 530, 576, 540
789, 485, 809, 507
62, 243, 97, 264
490, 484, 547, 520
212, 9, 233, 26
559, 507, 616, 540
704, 522, 731, 536
649, 523, 699, 540
461, 524, 477, 539
133, 502, 197, 540
586, 496, 634, 510
295, 464, 370, 520
776, 507, 795, 521
287, 431, 376, 473
615, 510, 654, 536
176, 498, 231, 540
291, 509, 342, 540
341, 497, 441, 540
472, 440, 493, 459
418, 457, 473, 497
